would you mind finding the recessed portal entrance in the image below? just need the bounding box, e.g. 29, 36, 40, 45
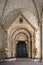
16, 41, 28, 58
7, 28, 35, 59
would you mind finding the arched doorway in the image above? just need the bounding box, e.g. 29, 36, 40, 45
8, 28, 35, 59
16, 41, 28, 58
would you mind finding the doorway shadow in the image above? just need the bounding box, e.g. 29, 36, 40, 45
16, 41, 28, 58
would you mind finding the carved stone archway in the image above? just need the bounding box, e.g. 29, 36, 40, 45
7, 27, 35, 59
6, 14, 35, 59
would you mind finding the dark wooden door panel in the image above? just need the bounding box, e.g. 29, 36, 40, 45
16, 41, 28, 58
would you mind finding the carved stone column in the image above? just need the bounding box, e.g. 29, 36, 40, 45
27, 39, 30, 58
7, 37, 12, 58
13, 40, 17, 57
32, 36, 35, 58
38, 21, 42, 61
7, 38, 9, 57
11, 42, 13, 57
29, 38, 31, 58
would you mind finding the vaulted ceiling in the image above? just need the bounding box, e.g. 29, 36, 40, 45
0, 0, 43, 25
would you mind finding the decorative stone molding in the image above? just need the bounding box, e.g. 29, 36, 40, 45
6, 14, 36, 59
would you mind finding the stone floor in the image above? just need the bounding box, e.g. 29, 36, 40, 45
0, 60, 43, 65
